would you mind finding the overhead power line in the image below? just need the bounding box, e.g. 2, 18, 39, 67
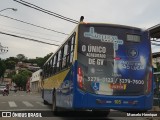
0, 14, 68, 35
1, 28, 62, 43
13, 0, 79, 24
0, 31, 60, 46
0, 23, 66, 38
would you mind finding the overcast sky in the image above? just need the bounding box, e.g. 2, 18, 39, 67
0, 0, 160, 59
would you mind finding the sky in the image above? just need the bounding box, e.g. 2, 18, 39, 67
0, 0, 160, 59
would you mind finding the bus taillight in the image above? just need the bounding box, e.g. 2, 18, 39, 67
77, 67, 83, 89
114, 57, 121, 60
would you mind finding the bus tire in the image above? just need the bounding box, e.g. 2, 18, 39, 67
92, 109, 110, 117
126, 110, 147, 114
52, 92, 58, 115
43, 100, 48, 105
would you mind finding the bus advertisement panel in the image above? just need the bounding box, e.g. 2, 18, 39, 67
78, 24, 152, 97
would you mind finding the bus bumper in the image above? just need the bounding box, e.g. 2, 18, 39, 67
73, 89, 153, 111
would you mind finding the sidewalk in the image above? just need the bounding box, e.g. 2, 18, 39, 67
151, 106, 160, 111
152, 97, 160, 111
29, 91, 41, 96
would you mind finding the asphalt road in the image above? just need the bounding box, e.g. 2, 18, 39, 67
0, 91, 159, 120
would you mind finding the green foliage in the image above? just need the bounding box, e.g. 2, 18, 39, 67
28, 57, 44, 68
16, 54, 27, 61
5, 57, 18, 70
7, 71, 16, 78
0, 59, 6, 78
43, 53, 53, 62
5, 60, 16, 70
2, 52, 53, 89
12, 70, 32, 90
5, 57, 18, 63
27, 52, 52, 68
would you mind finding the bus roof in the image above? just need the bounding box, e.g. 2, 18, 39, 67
79, 22, 143, 31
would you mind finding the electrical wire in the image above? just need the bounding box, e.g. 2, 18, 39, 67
0, 23, 66, 38
13, 0, 79, 24
1, 28, 62, 43
0, 14, 69, 35
0, 31, 60, 46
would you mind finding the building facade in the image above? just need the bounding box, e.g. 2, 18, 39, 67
30, 69, 42, 93
152, 52, 160, 94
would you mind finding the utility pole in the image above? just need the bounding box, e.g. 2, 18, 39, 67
0, 8, 17, 54
0, 43, 8, 54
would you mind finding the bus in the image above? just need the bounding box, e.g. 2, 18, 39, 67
42, 21, 154, 116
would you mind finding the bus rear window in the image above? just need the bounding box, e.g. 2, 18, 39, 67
127, 34, 141, 42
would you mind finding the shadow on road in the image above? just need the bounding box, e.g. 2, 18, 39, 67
42, 110, 113, 120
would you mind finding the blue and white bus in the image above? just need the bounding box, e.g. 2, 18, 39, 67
42, 22, 153, 116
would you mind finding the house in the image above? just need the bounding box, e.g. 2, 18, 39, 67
30, 69, 42, 93
15, 62, 40, 72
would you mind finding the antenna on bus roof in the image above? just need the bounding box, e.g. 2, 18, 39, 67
80, 16, 84, 22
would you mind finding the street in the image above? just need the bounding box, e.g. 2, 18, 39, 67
0, 91, 50, 111
0, 91, 159, 120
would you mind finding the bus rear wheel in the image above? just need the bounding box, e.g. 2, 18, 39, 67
52, 93, 58, 115
43, 100, 48, 105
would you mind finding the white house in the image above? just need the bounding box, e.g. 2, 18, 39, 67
30, 69, 42, 92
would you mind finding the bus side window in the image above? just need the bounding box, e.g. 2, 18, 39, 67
52, 55, 57, 74
53, 54, 57, 74
70, 34, 75, 64
43, 66, 46, 79
45, 65, 47, 78
60, 47, 64, 70
49, 59, 53, 76
56, 50, 62, 72
43, 65, 46, 78
62, 43, 68, 69
50, 57, 54, 75
67, 40, 71, 67
47, 62, 50, 77
48, 61, 50, 77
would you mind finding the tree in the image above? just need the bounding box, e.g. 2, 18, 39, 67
16, 54, 27, 61
12, 70, 32, 90
5, 57, 18, 63
5, 60, 16, 70
28, 57, 44, 68
27, 52, 53, 68
0, 59, 6, 78
42, 52, 53, 66
5, 57, 18, 70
